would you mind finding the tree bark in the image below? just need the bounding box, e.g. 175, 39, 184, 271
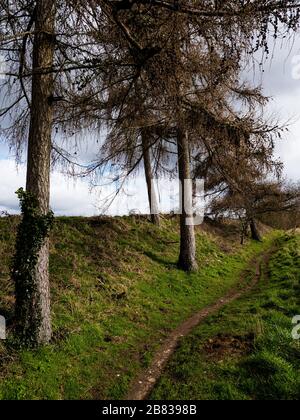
250, 218, 262, 242
177, 127, 198, 272
141, 129, 160, 226
15, 0, 56, 346
240, 220, 248, 245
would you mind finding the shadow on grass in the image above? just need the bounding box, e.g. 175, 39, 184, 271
143, 251, 177, 269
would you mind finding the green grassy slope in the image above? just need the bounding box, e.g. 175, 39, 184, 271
0, 216, 280, 400
151, 233, 300, 401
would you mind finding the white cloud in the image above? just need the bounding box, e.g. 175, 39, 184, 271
0, 159, 185, 217
0, 160, 24, 213
241, 36, 300, 181
0, 159, 160, 216
267, 89, 300, 181
0, 160, 100, 216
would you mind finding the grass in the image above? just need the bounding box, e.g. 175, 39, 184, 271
150, 232, 300, 401
0, 215, 281, 400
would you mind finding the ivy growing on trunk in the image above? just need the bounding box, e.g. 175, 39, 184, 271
11, 188, 54, 347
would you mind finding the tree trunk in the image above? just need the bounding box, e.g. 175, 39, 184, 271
14, 0, 56, 346
177, 127, 198, 272
240, 218, 248, 245
141, 129, 160, 226
250, 218, 262, 242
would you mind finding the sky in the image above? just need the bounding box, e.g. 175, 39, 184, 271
0, 38, 300, 216
256, 38, 300, 181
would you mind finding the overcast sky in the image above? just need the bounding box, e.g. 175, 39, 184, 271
0, 38, 300, 216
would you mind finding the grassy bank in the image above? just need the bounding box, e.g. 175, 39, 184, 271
151, 233, 300, 400
0, 216, 277, 400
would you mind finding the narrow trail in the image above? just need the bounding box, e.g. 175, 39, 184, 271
126, 250, 272, 401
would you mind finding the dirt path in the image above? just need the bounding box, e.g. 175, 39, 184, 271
125, 252, 269, 401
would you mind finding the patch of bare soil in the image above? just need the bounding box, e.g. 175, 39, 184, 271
203, 333, 255, 361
